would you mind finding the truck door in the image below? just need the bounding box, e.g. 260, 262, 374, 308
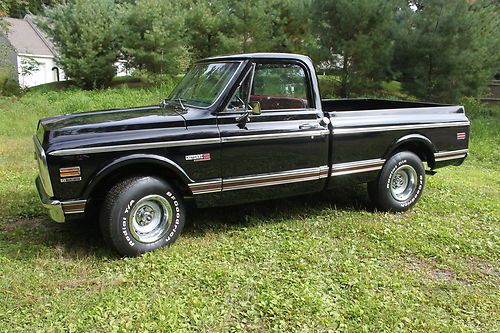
217, 60, 329, 205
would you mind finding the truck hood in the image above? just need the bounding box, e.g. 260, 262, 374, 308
37, 105, 187, 152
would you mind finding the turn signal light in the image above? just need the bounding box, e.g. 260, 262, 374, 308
59, 166, 81, 178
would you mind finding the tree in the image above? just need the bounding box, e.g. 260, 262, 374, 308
120, 0, 190, 75
43, 0, 121, 89
216, 0, 275, 53
267, 0, 313, 54
393, 0, 500, 102
213, 0, 312, 55
183, 0, 229, 60
311, 0, 401, 97
1, 0, 64, 18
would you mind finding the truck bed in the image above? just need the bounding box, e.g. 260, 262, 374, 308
320, 98, 469, 173
321, 98, 449, 112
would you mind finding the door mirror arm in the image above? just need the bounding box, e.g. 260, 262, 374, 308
235, 101, 260, 125
235, 112, 250, 124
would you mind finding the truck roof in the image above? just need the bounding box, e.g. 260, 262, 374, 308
199, 52, 312, 63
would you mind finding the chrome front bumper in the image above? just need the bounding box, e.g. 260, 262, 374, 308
36, 177, 86, 223
34, 135, 86, 223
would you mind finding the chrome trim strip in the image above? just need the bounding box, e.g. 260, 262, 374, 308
190, 159, 389, 195
435, 154, 467, 162
224, 166, 320, 183
331, 158, 386, 176
221, 130, 329, 143
332, 165, 384, 176
333, 121, 470, 135
188, 179, 222, 195
223, 174, 319, 191
434, 149, 469, 157
189, 166, 328, 195
49, 137, 221, 156
434, 149, 468, 162
61, 200, 87, 214
223, 166, 322, 191
434, 149, 469, 162
319, 165, 330, 178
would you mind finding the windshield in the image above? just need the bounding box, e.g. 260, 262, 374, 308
169, 62, 241, 108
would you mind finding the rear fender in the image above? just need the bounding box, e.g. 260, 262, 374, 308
385, 134, 437, 167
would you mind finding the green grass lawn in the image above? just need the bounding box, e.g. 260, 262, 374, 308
0, 88, 498, 332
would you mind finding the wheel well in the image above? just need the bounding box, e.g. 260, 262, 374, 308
86, 163, 192, 215
392, 141, 435, 169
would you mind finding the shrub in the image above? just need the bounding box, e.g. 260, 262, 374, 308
0, 66, 21, 96
460, 97, 500, 119
317, 75, 341, 99
120, 0, 190, 75
43, 0, 121, 89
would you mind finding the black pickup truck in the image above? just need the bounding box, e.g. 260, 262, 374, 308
34, 53, 470, 256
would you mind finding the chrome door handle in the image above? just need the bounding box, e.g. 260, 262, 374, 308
299, 123, 320, 130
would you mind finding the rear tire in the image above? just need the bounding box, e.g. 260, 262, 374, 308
100, 176, 186, 256
368, 151, 425, 212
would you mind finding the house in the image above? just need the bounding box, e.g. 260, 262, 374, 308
0, 15, 64, 88
0, 15, 130, 88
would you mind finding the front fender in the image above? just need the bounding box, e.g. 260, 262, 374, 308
82, 154, 193, 198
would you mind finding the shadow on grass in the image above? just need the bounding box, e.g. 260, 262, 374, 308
0, 184, 371, 260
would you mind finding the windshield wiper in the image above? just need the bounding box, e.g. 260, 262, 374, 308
177, 97, 186, 111
160, 97, 187, 111
159, 98, 170, 108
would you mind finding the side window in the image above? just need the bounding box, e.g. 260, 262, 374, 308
251, 63, 310, 111
226, 68, 254, 112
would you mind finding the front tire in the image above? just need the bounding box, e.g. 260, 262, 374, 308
368, 151, 425, 212
100, 176, 186, 256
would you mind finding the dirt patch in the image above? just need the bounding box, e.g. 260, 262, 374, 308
405, 256, 500, 286
405, 257, 455, 282
0, 217, 52, 232
466, 257, 500, 277
430, 269, 453, 282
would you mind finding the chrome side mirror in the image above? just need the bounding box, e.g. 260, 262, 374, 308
250, 101, 261, 115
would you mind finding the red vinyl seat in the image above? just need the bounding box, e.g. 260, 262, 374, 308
250, 95, 308, 110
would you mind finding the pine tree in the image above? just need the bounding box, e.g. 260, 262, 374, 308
120, 0, 190, 75
311, 0, 400, 97
43, 0, 121, 89
393, 0, 500, 102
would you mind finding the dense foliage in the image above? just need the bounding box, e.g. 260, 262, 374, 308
119, 0, 190, 76
393, 0, 500, 102
311, 0, 401, 97
43, 0, 122, 89
4, 0, 498, 101
0, 0, 63, 17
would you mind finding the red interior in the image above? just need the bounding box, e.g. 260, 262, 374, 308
250, 95, 308, 110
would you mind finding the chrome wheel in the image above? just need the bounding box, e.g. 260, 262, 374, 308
128, 194, 172, 243
390, 165, 418, 201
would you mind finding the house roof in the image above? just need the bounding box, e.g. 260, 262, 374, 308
1, 15, 55, 57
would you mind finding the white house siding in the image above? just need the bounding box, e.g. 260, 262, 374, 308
16, 54, 65, 88
115, 60, 131, 77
